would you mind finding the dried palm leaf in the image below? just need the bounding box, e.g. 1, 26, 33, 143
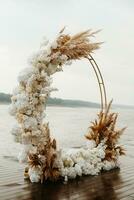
85, 101, 126, 161
28, 153, 41, 167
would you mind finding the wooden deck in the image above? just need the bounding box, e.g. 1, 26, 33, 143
0, 156, 134, 200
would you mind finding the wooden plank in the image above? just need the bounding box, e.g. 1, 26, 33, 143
1, 156, 134, 200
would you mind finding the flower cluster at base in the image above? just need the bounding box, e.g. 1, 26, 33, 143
10, 28, 125, 184
27, 139, 120, 183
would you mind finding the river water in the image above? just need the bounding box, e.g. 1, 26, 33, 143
0, 104, 134, 159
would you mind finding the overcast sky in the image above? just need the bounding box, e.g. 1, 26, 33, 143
0, 0, 134, 105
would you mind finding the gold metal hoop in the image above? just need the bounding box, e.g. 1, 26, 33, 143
86, 55, 107, 111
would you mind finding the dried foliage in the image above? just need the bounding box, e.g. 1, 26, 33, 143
24, 167, 29, 179
51, 29, 101, 62
28, 154, 41, 167
85, 100, 126, 161
28, 123, 60, 182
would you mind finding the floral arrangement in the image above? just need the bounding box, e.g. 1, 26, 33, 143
9, 28, 125, 183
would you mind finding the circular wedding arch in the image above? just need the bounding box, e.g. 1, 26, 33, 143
10, 29, 125, 183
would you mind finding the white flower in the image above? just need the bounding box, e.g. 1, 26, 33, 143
103, 160, 117, 171
97, 149, 105, 159
25, 109, 32, 115
60, 55, 68, 62
15, 93, 29, 110
29, 173, 41, 183
62, 155, 74, 167
26, 74, 36, 87
71, 154, 83, 164
23, 116, 38, 130
97, 139, 107, 149
47, 63, 58, 75
74, 164, 82, 176
86, 140, 96, 149
46, 47, 52, 56
28, 166, 42, 183
81, 162, 94, 175
32, 97, 39, 105
51, 52, 60, 59
40, 70, 47, 78
51, 40, 58, 49
67, 167, 77, 179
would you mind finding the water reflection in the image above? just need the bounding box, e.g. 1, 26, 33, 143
27, 169, 122, 200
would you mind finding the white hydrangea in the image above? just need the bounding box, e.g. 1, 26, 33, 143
26, 74, 37, 88
62, 154, 74, 167
86, 140, 96, 149
103, 160, 119, 171
61, 167, 76, 179
74, 164, 82, 176
47, 63, 58, 75
23, 116, 38, 130
97, 148, 105, 159
28, 166, 42, 183
15, 93, 29, 110
25, 109, 32, 115
80, 148, 91, 160
40, 70, 47, 78
70, 149, 85, 163
51, 40, 58, 49
18, 67, 38, 84
67, 167, 77, 179
32, 130, 41, 137
59, 143, 108, 180
59, 55, 68, 62
51, 52, 60, 60
82, 162, 94, 175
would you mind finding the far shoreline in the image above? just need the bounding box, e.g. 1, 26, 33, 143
0, 101, 134, 110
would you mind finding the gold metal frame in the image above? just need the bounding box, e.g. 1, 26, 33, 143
86, 55, 107, 111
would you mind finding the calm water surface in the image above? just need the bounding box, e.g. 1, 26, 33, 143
0, 104, 134, 159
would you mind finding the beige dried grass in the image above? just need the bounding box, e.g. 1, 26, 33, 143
51, 29, 101, 61
85, 100, 126, 161
28, 123, 60, 182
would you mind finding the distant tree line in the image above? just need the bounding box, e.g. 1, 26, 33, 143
0, 92, 133, 109
47, 97, 100, 108
0, 92, 100, 108
0, 93, 11, 103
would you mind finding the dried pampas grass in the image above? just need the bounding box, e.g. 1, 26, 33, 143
51, 29, 101, 61
85, 100, 126, 161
